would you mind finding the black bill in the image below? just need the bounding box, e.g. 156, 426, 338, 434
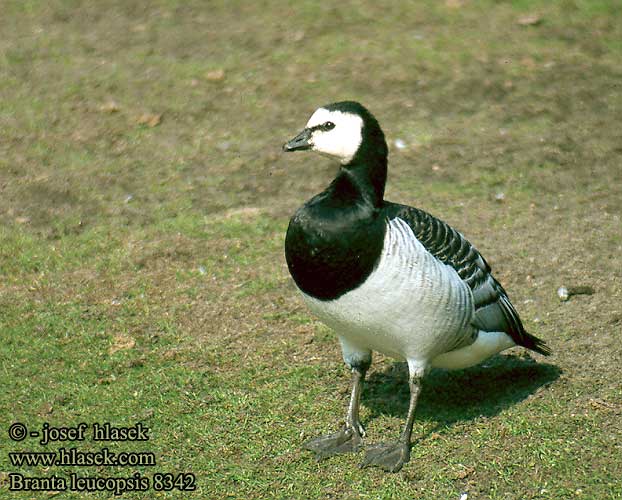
283, 128, 313, 152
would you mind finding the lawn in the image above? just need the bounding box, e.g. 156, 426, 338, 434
1, 0, 621, 498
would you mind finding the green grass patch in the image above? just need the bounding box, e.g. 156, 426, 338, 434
1, 0, 621, 498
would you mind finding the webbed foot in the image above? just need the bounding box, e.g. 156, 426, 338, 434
360, 440, 410, 472
303, 425, 364, 460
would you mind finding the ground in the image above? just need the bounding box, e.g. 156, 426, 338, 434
1, 1, 621, 498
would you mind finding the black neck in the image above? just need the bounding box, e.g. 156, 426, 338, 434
332, 124, 388, 208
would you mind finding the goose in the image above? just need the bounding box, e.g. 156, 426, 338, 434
282, 101, 550, 472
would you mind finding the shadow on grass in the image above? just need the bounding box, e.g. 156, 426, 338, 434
363, 354, 561, 427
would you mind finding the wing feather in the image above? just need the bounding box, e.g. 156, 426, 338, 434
383, 203, 550, 356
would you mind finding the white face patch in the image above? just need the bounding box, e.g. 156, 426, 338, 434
306, 108, 363, 164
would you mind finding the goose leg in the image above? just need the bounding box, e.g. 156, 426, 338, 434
303, 364, 367, 459
360, 373, 422, 472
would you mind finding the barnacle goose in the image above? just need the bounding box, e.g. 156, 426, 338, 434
283, 101, 550, 472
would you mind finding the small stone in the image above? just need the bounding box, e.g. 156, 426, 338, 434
137, 113, 162, 127
292, 30, 305, 42
100, 100, 120, 113
517, 14, 542, 26
205, 69, 225, 81
494, 192, 506, 202
557, 286, 569, 301
558, 285, 594, 301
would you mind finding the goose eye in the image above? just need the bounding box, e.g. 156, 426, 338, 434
324, 121, 335, 130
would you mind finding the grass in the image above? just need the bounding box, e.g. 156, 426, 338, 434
1, 0, 622, 498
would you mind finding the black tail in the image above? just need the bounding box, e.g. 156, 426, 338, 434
494, 290, 551, 357
520, 331, 552, 356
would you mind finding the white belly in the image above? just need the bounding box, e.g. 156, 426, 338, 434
300, 218, 476, 365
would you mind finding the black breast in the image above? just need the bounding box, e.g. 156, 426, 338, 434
285, 194, 386, 301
